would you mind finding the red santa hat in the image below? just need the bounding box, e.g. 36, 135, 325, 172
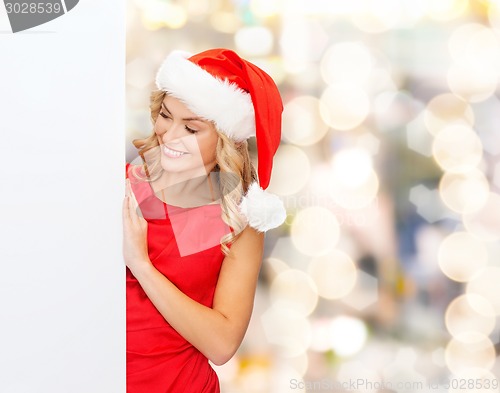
155, 48, 286, 232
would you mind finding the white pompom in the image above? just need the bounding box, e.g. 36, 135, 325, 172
239, 182, 287, 232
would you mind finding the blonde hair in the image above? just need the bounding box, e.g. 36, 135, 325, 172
131, 90, 257, 255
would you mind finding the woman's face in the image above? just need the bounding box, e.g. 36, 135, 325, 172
154, 95, 219, 176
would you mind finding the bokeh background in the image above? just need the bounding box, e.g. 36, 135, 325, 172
125, 1, 500, 392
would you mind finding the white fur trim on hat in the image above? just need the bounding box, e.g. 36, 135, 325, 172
239, 182, 286, 232
155, 51, 255, 141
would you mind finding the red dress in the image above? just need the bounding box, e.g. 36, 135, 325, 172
126, 164, 230, 393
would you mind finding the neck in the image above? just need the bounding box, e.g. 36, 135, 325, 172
151, 167, 218, 207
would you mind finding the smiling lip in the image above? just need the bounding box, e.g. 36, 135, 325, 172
163, 145, 189, 158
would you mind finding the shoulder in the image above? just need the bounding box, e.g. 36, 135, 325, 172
225, 225, 264, 262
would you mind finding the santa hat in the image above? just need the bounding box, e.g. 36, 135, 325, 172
155, 48, 286, 232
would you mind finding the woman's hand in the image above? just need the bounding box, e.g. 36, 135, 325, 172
123, 179, 151, 274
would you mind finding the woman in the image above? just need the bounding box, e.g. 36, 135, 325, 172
123, 48, 286, 392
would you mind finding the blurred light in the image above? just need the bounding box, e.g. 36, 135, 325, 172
438, 231, 488, 282
286, 63, 323, 90
260, 307, 312, 358
409, 184, 449, 223
341, 270, 379, 310
290, 207, 340, 257
439, 169, 489, 214
466, 266, 500, 315
351, 0, 401, 33
126, 58, 156, 89
268, 145, 310, 196
234, 26, 274, 57
329, 148, 379, 210
445, 334, 496, 375
432, 124, 483, 173
209, 11, 240, 34
249, 0, 283, 17
309, 319, 332, 352
331, 148, 373, 188
445, 294, 496, 339
489, 1, 500, 31
307, 250, 357, 299
179, 0, 215, 21
264, 257, 289, 276
356, 132, 381, 155
424, 93, 474, 136
374, 91, 420, 132
141, 2, 187, 30
329, 316, 368, 357
320, 42, 373, 86
426, 0, 469, 21
495, 162, 500, 189
449, 24, 500, 69
252, 56, 287, 86
282, 96, 329, 146
406, 113, 433, 157
463, 193, 500, 242
270, 269, 318, 317
287, 352, 309, 377
280, 16, 312, 74
337, 360, 381, 393
320, 84, 370, 130
447, 62, 498, 102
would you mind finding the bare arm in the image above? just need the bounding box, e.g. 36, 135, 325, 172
129, 226, 264, 366
123, 178, 265, 365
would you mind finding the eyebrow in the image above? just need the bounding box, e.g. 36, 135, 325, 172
161, 102, 205, 122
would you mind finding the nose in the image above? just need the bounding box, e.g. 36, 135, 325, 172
158, 121, 185, 144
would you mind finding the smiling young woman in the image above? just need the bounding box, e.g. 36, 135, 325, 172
123, 48, 286, 393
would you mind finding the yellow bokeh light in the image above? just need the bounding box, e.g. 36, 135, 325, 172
234, 26, 274, 57
328, 149, 379, 210
307, 250, 357, 299
261, 307, 312, 358
449, 24, 500, 68
439, 169, 490, 214
423, 93, 474, 136
267, 145, 310, 196
489, 1, 500, 32
438, 231, 488, 282
320, 84, 370, 130
445, 294, 495, 338
447, 62, 498, 102
142, 2, 187, 30
282, 96, 329, 146
328, 148, 379, 209
466, 266, 500, 315
351, 0, 408, 33
445, 333, 496, 375
291, 207, 340, 257
330, 148, 373, 188
427, 0, 469, 21
270, 269, 318, 318
463, 192, 500, 242
329, 316, 368, 357
320, 42, 373, 86
209, 11, 240, 34
249, 0, 284, 18
432, 124, 483, 173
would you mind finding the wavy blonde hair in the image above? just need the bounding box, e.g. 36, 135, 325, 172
131, 90, 257, 255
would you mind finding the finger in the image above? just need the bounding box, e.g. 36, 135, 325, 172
123, 195, 131, 221
127, 182, 144, 220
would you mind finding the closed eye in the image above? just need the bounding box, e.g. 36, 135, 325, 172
159, 111, 170, 119
185, 125, 198, 134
